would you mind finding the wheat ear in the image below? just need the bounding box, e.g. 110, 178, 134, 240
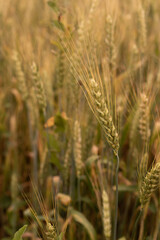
57, 48, 65, 89
12, 51, 28, 101
46, 222, 57, 240
102, 190, 111, 239
90, 78, 119, 156
139, 162, 160, 208
73, 120, 83, 176
139, 93, 150, 144
138, 5, 147, 53
31, 62, 46, 113
105, 15, 116, 70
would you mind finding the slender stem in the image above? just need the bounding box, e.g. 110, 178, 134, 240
132, 210, 142, 240
113, 154, 119, 240
78, 177, 81, 211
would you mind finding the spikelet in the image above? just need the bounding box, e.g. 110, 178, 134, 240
31, 62, 46, 113
90, 78, 119, 156
139, 93, 150, 143
73, 120, 83, 176
139, 162, 160, 208
12, 51, 28, 101
138, 5, 147, 53
102, 190, 111, 239
105, 15, 116, 70
46, 222, 57, 240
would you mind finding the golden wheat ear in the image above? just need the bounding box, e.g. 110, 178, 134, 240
12, 51, 28, 101
102, 190, 111, 239
73, 120, 83, 177
31, 62, 47, 114
137, 4, 147, 53
139, 93, 150, 144
90, 78, 119, 156
46, 222, 57, 240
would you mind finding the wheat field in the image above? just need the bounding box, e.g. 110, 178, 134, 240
0, 0, 160, 239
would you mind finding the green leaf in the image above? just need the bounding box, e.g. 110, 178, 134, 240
76, 197, 94, 208
86, 155, 99, 167
70, 208, 97, 240
54, 114, 67, 133
49, 151, 63, 170
57, 232, 64, 240
52, 20, 65, 31
47, 1, 58, 12
51, 41, 62, 50
0, 195, 11, 208
113, 184, 137, 192
46, 133, 60, 151
12, 225, 28, 240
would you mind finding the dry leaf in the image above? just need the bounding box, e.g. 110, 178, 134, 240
44, 116, 54, 128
